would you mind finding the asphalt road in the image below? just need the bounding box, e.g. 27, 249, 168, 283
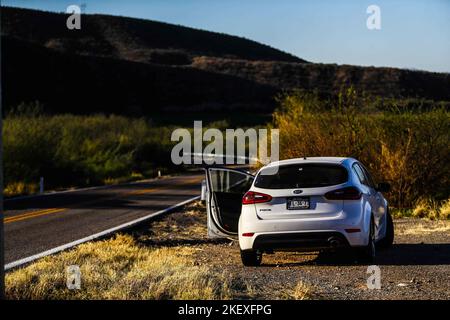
4, 173, 203, 265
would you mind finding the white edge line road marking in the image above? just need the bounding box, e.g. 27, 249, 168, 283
4, 195, 200, 271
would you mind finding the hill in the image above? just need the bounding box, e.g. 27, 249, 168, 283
1, 6, 450, 117
1, 6, 304, 64
2, 36, 277, 115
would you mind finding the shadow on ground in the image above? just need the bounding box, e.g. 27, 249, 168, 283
137, 238, 229, 247
261, 243, 450, 267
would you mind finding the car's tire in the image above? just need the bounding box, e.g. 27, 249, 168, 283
377, 210, 394, 249
240, 250, 262, 266
356, 217, 376, 264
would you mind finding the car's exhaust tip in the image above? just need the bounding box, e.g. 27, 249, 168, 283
328, 237, 341, 248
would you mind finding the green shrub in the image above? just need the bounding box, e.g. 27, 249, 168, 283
3, 113, 178, 195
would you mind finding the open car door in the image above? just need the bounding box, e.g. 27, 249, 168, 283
205, 167, 254, 239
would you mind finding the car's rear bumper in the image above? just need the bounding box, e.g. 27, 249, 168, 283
251, 231, 350, 251
238, 204, 371, 251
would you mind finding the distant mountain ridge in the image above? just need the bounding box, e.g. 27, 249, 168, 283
1, 6, 304, 64
192, 57, 450, 101
1, 6, 449, 116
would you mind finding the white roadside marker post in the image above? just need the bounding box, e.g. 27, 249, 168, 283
39, 177, 44, 194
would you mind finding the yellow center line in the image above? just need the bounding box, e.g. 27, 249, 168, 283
4, 207, 60, 221
5, 208, 67, 224
4, 176, 203, 224
125, 188, 159, 196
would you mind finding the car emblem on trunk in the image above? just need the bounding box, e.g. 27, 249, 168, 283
293, 189, 303, 194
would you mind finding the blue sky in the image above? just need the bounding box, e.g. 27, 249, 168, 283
3, 0, 450, 73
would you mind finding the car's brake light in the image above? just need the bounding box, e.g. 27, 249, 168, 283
325, 186, 362, 200
242, 191, 272, 204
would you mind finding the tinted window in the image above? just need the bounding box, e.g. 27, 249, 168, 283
255, 164, 348, 189
210, 169, 254, 194
353, 163, 377, 188
352, 164, 368, 185
360, 165, 376, 189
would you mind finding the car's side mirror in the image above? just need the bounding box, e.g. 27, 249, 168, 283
376, 182, 391, 193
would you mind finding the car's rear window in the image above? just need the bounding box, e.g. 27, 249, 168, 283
254, 163, 348, 189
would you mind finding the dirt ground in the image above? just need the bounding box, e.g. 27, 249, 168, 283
136, 201, 450, 300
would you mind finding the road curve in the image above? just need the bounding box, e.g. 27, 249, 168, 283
4, 173, 203, 265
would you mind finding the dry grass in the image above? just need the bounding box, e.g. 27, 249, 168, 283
280, 280, 312, 300
4, 181, 37, 197
411, 198, 440, 220
6, 234, 238, 300
439, 199, 450, 220
396, 221, 450, 236
411, 198, 450, 220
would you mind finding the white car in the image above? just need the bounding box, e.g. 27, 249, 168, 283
204, 157, 394, 266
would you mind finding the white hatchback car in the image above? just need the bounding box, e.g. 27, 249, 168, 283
204, 157, 394, 266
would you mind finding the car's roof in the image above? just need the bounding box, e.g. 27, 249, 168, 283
264, 157, 356, 168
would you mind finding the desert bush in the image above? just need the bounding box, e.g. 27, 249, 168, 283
274, 89, 450, 208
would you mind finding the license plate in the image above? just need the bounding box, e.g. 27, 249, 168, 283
287, 197, 310, 210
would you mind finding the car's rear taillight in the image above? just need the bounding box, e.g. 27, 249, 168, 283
242, 232, 255, 237
325, 186, 362, 200
242, 191, 272, 204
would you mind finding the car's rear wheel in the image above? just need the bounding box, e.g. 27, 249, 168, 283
240, 250, 262, 266
356, 217, 376, 264
377, 210, 394, 249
